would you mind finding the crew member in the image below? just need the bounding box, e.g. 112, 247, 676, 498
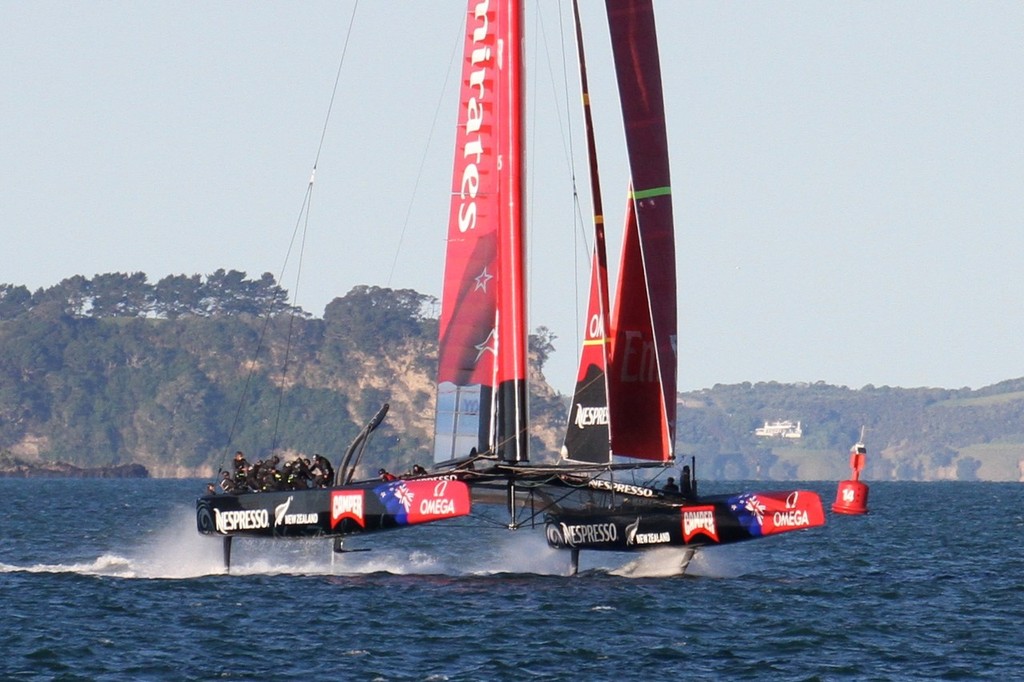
378, 468, 397, 482
662, 476, 680, 494
313, 454, 334, 487
219, 471, 236, 494
680, 465, 694, 497
232, 451, 249, 489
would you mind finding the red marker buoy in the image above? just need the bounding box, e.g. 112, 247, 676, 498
832, 429, 869, 515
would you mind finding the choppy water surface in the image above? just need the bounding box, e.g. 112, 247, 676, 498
1, 479, 1021, 680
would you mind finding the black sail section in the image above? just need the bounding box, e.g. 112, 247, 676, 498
562, 0, 613, 464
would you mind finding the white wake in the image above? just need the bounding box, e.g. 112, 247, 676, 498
0, 507, 749, 579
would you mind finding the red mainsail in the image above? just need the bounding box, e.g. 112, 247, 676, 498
435, 0, 528, 464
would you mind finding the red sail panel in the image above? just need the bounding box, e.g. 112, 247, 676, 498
562, 0, 611, 464
607, 197, 671, 459
436, 0, 527, 463
605, 0, 676, 461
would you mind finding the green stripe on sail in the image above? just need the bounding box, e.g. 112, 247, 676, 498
630, 186, 671, 200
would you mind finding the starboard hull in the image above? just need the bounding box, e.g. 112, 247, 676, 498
544, 489, 825, 552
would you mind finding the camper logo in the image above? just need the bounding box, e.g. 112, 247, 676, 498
682, 506, 719, 543
331, 491, 365, 528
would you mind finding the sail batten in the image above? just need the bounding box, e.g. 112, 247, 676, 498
631, 186, 671, 199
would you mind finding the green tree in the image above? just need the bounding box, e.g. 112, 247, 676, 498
153, 274, 204, 318
199, 269, 295, 317
323, 286, 434, 356
529, 326, 556, 370
89, 272, 152, 317
0, 284, 32, 320
33, 276, 90, 317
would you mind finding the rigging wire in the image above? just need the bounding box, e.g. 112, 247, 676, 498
530, 2, 591, 365
221, 2, 360, 465
270, 1, 361, 453
555, 0, 588, 356
385, 17, 465, 288
270, 186, 312, 453
220, 178, 312, 462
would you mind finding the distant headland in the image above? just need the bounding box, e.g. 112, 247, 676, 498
0, 454, 148, 479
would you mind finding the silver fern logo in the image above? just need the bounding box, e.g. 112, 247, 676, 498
625, 517, 640, 545
274, 496, 293, 527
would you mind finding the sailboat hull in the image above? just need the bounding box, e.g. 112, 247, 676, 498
544, 489, 825, 552
196, 479, 471, 539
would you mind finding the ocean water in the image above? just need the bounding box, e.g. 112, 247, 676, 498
1, 479, 1021, 680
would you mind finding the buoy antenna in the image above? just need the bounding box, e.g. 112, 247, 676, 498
833, 426, 870, 515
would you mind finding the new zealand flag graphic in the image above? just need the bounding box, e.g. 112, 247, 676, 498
727, 493, 767, 537
375, 481, 415, 525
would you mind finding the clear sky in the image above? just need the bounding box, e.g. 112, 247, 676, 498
2, 2, 1022, 393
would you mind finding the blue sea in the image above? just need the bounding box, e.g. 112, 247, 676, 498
1, 479, 1021, 680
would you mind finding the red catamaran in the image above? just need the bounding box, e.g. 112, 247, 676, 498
197, 0, 825, 574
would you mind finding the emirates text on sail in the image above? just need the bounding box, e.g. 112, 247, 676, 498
457, 1, 493, 234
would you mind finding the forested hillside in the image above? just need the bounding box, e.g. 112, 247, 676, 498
0, 272, 563, 478
678, 380, 1024, 482
3, 272, 1022, 481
